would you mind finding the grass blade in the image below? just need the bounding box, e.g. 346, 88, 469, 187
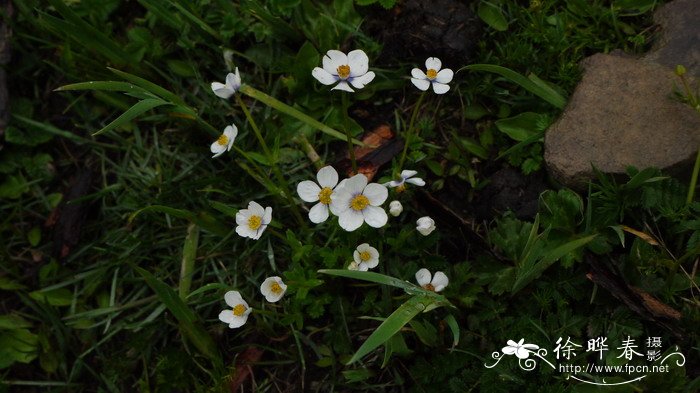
55, 81, 151, 95
179, 224, 199, 299
93, 98, 170, 136
108, 68, 186, 106
319, 269, 422, 294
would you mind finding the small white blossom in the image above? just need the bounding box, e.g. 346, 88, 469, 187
348, 261, 360, 270
389, 200, 403, 217
330, 174, 388, 231
410, 57, 453, 94
415, 268, 449, 292
416, 216, 436, 236
352, 243, 379, 271
218, 290, 251, 328
297, 166, 341, 224
312, 49, 376, 93
502, 339, 540, 359
260, 276, 287, 303
210, 124, 238, 158
211, 68, 242, 99
385, 170, 425, 191
235, 201, 272, 240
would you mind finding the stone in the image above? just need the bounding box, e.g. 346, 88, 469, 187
544, 53, 700, 189
642, 0, 700, 77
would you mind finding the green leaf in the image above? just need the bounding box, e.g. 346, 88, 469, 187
178, 224, 199, 299
0, 175, 29, 199
27, 227, 41, 247
318, 269, 431, 296
108, 68, 186, 106
133, 265, 221, 364
478, 1, 508, 31
444, 314, 460, 349
93, 98, 170, 136
495, 112, 544, 142
0, 329, 38, 369
462, 64, 566, 109
0, 276, 25, 290
55, 81, 150, 95
0, 314, 33, 330
348, 296, 431, 364
29, 288, 74, 306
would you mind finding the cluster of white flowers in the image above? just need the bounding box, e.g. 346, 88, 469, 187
218, 276, 289, 329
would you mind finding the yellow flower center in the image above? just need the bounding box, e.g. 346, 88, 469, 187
396, 183, 407, 193
248, 215, 262, 230
350, 195, 369, 211
232, 304, 246, 316
270, 282, 283, 294
318, 187, 333, 205
337, 64, 351, 79
422, 283, 435, 292
217, 134, 229, 146
359, 251, 371, 261
426, 69, 438, 80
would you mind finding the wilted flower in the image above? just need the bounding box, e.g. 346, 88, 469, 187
410, 57, 453, 94
352, 243, 379, 271
330, 174, 388, 231
297, 166, 341, 224
389, 200, 403, 217
385, 170, 425, 191
210, 124, 238, 158
416, 216, 436, 236
211, 68, 242, 99
415, 268, 448, 292
235, 201, 272, 240
218, 290, 251, 328
260, 276, 287, 303
312, 49, 376, 93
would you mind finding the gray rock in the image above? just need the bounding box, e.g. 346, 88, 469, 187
544, 53, 700, 189
642, 0, 700, 77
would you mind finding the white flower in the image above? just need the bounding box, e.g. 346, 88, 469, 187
330, 174, 388, 231
260, 276, 287, 303
416, 216, 436, 236
297, 166, 341, 224
211, 68, 242, 99
389, 200, 403, 217
218, 290, 251, 328
502, 339, 540, 360
210, 124, 238, 158
410, 57, 453, 94
312, 49, 376, 93
235, 201, 272, 240
415, 268, 448, 292
384, 170, 425, 191
352, 243, 379, 271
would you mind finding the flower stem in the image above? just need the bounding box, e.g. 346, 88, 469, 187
686, 147, 700, 206
236, 95, 307, 229
239, 85, 364, 146
397, 91, 427, 176
341, 93, 358, 174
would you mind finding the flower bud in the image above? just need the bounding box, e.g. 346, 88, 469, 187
416, 216, 436, 236
389, 200, 403, 217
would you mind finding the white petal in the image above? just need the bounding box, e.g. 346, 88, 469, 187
260, 277, 287, 303
432, 82, 450, 95
335, 179, 348, 191
411, 78, 430, 91
224, 291, 244, 308
425, 57, 442, 71
226, 70, 241, 90
385, 179, 404, 188
308, 202, 329, 224
235, 211, 248, 226
352, 250, 362, 264
316, 166, 339, 188
435, 68, 454, 84
211, 82, 234, 99
363, 183, 388, 206
406, 177, 425, 186
247, 201, 265, 217
338, 210, 364, 232
228, 314, 249, 329
356, 243, 371, 253
250, 225, 266, 240
224, 125, 238, 151
219, 309, 235, 324
357, 263, 369, 272
502, 346, 518, 355
211, 141, 226, 157
400, 170, 418, 178
331, 81, 354, 92
365, 250, 379, 269
349, 71, 375, 89
345, 174, 368, 194
323, 50, 348, 74
263, 207, 272, 224
431, 271, 449, 292
411, 68, 427, 79
312, 67, 338, 86
415, 268, 431, 286
515, 347, 531, 359
297, 180, 321, 202
363, 205, 388, 228
329, 189, 352, 216
236, 224, 256, 239
347, 49, 369, 77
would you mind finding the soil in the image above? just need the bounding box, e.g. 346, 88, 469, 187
361, 0, 483, 67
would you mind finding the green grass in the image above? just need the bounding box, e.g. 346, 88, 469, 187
2, 0, 698, 392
